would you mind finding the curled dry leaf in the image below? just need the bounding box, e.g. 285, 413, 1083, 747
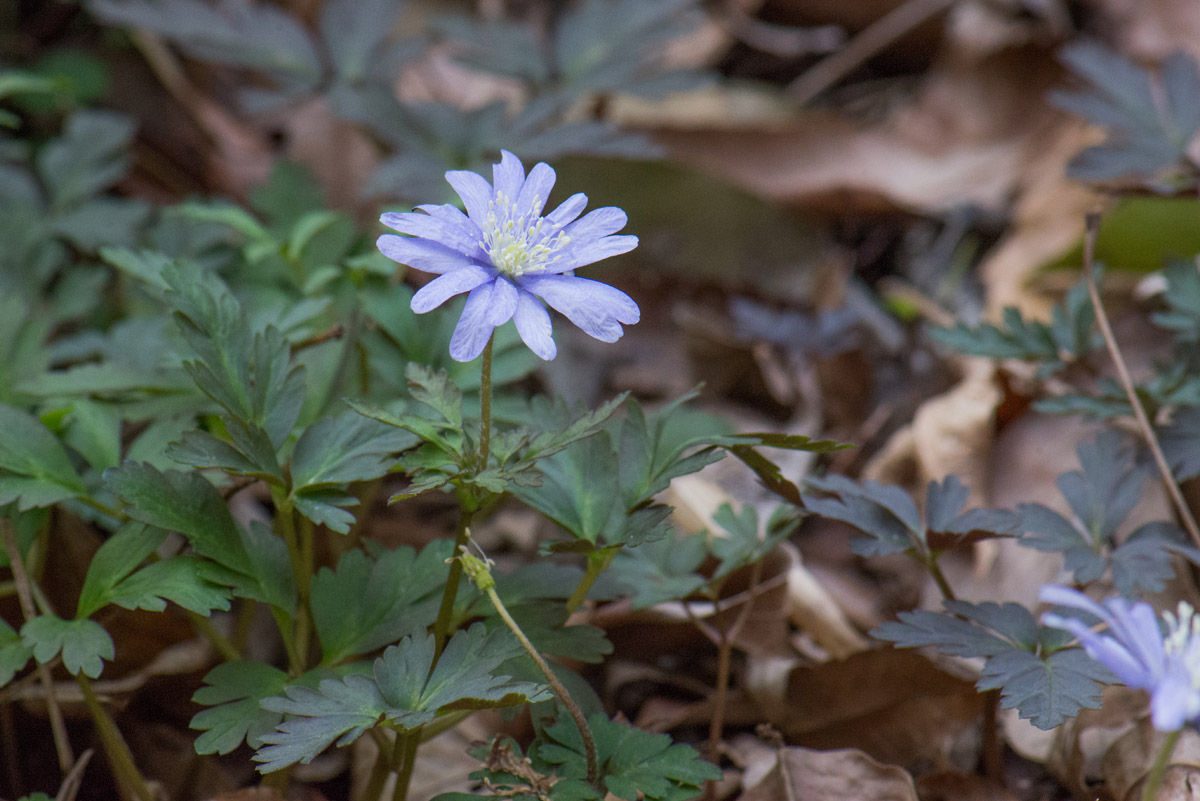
770, 648, 983, 772
736, 745, 919, 801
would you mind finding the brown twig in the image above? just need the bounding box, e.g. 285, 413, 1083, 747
786, 0, 959, 104
1, 520, 74, 774
1081, 212, 1200, 548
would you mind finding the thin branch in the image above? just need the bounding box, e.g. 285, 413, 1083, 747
787, 0, 958, 104
1081, 212, 1200, 548
1, 520, 74, 774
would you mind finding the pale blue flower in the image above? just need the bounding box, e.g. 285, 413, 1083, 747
377, 150, 640, 362
1040, 584, 1200, 731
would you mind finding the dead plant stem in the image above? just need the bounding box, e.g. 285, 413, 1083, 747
1, 519, 74, 774
1082, 212, 1200, 548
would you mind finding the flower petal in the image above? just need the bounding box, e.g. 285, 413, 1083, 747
449, 278, 519, 362
445, 169, 494, 224
521, 275, 639, 342
549, 235, 639, 273
411, 266, 495, 313
513, 291, 556, 360
564, 206, 628, 240
546, 192, 588, 227
380, 211, 483, 259
493, 150, 525, 201
377, 235, 477, 275
1150, 667, 1198, 730
515, 162, 556, 219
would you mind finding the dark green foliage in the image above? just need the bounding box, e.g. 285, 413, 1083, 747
191, 661, 291, 755
1016, 432, 1187, 596
803, 473, 1018, 558
0, 402, 87, 510
253, 625, 550, 772
927, 277, 1097, 374
311, 542, 451, 665
75, 522, 231, 618
874, 601, 1112, 729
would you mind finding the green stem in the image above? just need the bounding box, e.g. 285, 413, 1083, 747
363, 730, 393, 801
273, 490, 311, 675
926, 555, 957, 602
187, 611, 240, 661
391, 731, 421, 801
565, 549, 616, 615
1143, 727, 1182, 801
77, 675, 153, 801
432, 506, 474, 659
479, 335, 494, 470
460, 549, 600, 787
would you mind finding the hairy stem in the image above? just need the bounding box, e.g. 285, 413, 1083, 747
1, 520, 74, 775
461, 549, 600, 786
1082, 212, 1200, 548
433, 505, 475, 659
479, 335, 494, 471
1143, 727, 1181, 801
273, 491, 312, 675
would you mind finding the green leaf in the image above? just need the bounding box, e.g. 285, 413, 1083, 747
167, 427, 284, 485
163, 263, 306, 447
88, 0, 323, 89
76, 522, 167, 618
35, 109, 134, 210
311, 542, 450, 664
21, 615, 113, 677
610, 534, 707, 609
536, 714, 719, 801
291, 411, 417, 492
254, 624, 548, 772
104, 462, 295, 609
191, 660, 290, 754
803, 474, 921, 556
0, 619, 33, 686
105, 462, 245, 567
61, 399, 122, 472
0, 402, 86, 509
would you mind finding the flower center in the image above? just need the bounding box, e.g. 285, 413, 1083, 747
480, 191, 570, 277
1164, 602, 1200, 687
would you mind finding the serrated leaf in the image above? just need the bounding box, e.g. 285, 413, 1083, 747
254, 624, 548, 772
0, 402, 86, 509
1110, 522, 1187, 597
104, 462, 294, 609
21, 615, 113, 678
167, 427, 283, 485
1053, 42, 1200, 184
872, 601, 1032, 658
1161, 405, 1200, 479
977, 648, 1107, 730
291, 411, 416, 491
191, 660, 290, 754
311, 542, 449, 664
76, 522, 167, 618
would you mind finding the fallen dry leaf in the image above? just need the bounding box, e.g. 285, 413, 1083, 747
736, 745, 920, 801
